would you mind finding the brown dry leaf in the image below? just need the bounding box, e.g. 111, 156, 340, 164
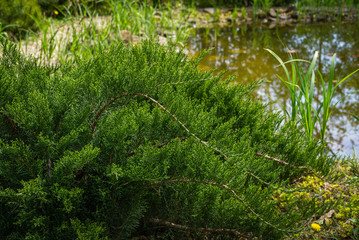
318, 209, 335, 222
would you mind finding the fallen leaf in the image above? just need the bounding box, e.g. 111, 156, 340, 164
319, 209, 335, 222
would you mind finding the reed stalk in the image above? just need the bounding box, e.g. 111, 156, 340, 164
266, 49, 359, 142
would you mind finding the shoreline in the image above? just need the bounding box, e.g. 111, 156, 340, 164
182, 5, 358, 29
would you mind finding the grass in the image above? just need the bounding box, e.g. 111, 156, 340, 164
29, 12, 59, 63
266, 49, 359, 143
7, 0, 192, 64
0, 23, 16, 38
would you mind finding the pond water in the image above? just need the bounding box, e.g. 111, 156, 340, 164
187, 22, 359, 156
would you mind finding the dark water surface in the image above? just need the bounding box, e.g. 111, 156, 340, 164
187, 22, 359, 155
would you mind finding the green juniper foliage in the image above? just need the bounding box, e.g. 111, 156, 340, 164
0, 38, 332, 239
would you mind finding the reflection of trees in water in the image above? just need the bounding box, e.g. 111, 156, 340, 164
187, 22, 359, 153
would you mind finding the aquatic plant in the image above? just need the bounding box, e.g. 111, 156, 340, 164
253, 0, 259, 19
232, 6, 239, 21
266, 49, 359, 143
241, 7, 248, 20
254, 0, 272, 15
211, 8, 220, 22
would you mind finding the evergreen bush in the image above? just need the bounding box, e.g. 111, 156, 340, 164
0, 38, 332, 239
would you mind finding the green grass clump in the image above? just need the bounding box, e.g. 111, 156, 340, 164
0, 38, 333, 239
266, 49, 359, 143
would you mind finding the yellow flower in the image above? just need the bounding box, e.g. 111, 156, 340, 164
54, 10, 59, 15
311, 223, 321, 231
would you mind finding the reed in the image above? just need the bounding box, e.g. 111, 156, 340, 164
232, 6, 238, 21
266, 49, 359, 142
241, 7, 248, 20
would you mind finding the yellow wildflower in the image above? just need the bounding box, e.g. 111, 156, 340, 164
54, 10, 59, 15
311, 223, 321, 231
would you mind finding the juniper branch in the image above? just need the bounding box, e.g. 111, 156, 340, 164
92, 92, 319, 185
255, 153, 319, 177
244, 169, 309, 193
135, 93, 228, 158
125, 137, 188, 158
3, 113, 20, 139
90, 91, 228, 159
90, 93, 129, 133
150, 78, 209, 90
147, 218, 248, 238
17, 154, 35, 177
151, 178, 287, 232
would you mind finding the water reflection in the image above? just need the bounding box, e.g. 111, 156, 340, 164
187, 22, 359, 155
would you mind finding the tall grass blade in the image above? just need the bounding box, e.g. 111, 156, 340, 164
267, 49, 359, 144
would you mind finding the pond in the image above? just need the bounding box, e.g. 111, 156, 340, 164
187, 22, 359, 156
